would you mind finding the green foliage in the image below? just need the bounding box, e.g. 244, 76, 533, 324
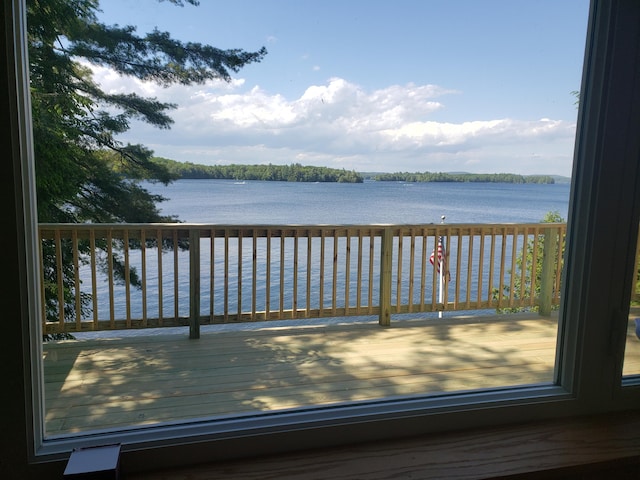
29, 0, 266, 224
571, 90, 580, 107
494, 211, 565, 314
29, 0, 266, 338
375, 172, 555, 184
150, 158, 364, 183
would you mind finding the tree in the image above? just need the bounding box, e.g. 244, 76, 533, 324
29, 0, 267, 335
29, 0, 266, 223
494, 211, 566, 314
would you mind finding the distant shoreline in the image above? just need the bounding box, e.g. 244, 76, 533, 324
149, 157, 570, 184
371, 172, 556, 184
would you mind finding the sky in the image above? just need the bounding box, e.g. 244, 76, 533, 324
94, 0, 590, 176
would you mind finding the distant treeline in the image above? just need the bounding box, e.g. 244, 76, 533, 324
152, 158, 363, 183
374, 172, 555, 184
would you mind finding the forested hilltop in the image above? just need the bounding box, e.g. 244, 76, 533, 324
373, 172, 555, 184
152, 158, 363, 183
148, 158, 557, 184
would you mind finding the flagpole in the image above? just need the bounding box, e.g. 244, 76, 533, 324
438, 215, 445, 319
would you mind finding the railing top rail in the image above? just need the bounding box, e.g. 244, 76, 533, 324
38, 222, 567, 240
38, 222, 568, 228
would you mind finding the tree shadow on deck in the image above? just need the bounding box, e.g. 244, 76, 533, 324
42, 314, 561, 436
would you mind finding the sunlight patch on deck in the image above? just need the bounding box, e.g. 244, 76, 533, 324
44, 314, 569, 435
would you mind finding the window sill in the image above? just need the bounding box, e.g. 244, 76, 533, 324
127, 409, 640, 480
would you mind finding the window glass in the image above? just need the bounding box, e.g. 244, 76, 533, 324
625, 238, 640, 378
36, 0, 589, 437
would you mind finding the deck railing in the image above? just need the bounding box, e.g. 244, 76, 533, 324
39, 223, 568, 337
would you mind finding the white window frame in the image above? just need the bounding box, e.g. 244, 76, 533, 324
3, 0, 639, 474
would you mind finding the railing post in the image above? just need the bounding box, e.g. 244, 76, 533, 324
189, 228, 201, 339
539, 227, 557, 317
379, 227, 392, 326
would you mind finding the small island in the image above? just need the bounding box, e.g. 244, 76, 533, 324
372, 172, 556, 184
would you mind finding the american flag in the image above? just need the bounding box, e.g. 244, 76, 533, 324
430, 236, 450, 280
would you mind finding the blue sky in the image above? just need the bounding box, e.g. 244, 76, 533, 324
94, 0, 590, 176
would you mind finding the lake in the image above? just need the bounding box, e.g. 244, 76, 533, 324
76, 179, 572, 337
145, 179, 571, 225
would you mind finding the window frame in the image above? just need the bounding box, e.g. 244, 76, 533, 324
559, 0, 640, 408
3, 0, 640, 474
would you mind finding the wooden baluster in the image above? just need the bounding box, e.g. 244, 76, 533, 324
72, 229, 81, 330
124, 228, 131, 328
157, 228, 163, 326
252, 229, 257, 321
306, 232, 312, 318
238, 229, 243, 321
189, 228, 200, 339
539, 227, 557, 317
379, 227, 392, 326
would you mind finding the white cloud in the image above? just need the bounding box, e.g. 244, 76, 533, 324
89, 65, 576, 176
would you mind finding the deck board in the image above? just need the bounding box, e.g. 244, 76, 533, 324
42, 314, 640, 436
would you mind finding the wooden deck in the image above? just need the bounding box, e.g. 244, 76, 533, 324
42, 314, 640, 436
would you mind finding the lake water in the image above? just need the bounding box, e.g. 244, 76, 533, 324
145, 179, 571, 225
76, 180, 571, 338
